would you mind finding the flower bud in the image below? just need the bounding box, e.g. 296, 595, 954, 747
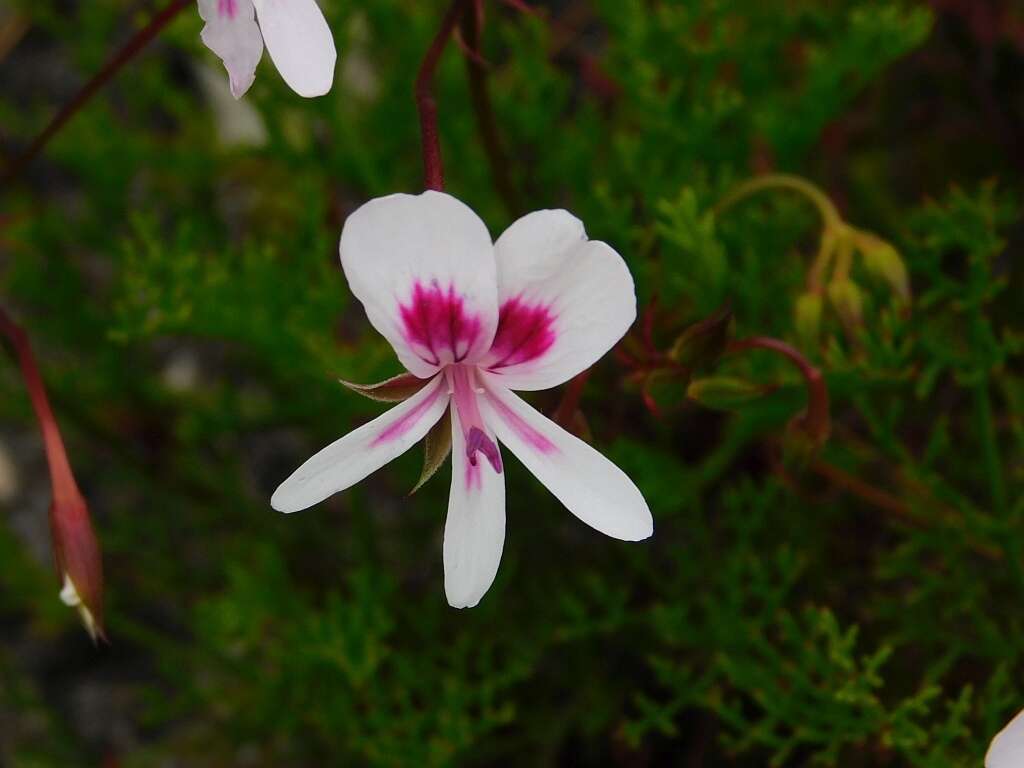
686, 376, 766, 410
669, 304, 733, 372
50, 495, 105, 643
794, 292, 823, 347
854, 230, 910, 303
826, 279, 863, 330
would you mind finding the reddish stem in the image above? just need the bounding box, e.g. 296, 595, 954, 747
415, 0, 473, 191
3, 0, 191, 184
728, 336, 830, 444
553, 369, 590, 428
0, 308, 80, 505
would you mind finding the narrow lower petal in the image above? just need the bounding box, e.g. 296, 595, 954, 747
252, 0, 336, 97
340, 192, 499, 378
198, 0, 264, 99
479, 374, 652, 541
272, 375, 449, 513
444, 405, 505, 608
988, 709, 1024, 768
483, 209, 636, 391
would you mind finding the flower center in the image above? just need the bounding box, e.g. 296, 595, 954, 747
447, 365, 502, 473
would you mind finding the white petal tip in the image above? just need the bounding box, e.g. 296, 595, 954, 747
597, 513, 654, 542
446, 593, 483, 609
270, 486, 303, 514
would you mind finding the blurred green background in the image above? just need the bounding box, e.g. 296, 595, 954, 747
2, 0, 1023, 764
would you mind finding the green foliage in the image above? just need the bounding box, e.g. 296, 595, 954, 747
1, 0, 1022, 765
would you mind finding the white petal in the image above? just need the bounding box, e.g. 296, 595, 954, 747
482, 209, 636, 391
198, 0, 264, 99
271, 375, 449, 513
340, 191, 500, 378
252, 0, 336, 97
443, 406, 505, 609
479, 375, 652, 541
987, 709, 1024, 768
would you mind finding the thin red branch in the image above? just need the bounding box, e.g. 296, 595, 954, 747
553, 369, 590, 428
728, 336, 830, 445
0, 309, 79, 504
415, 0, 473, 191
3, 0, 191, 184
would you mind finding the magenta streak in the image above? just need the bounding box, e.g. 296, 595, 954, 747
370, 381, 442, 447
487, 296, 556, 370
399, 281, 483, 367
217, 0, 238, 19
486, 391, 557, 455
450, 366, 502, 473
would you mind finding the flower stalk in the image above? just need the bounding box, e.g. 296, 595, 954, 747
0, 308, 104, 642
3, 0, 191, 185
415, 0, 474, 191
727, 335, 830, 451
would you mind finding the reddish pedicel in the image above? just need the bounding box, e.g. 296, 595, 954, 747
400, 281, 483, 366
487, 297, 556, 369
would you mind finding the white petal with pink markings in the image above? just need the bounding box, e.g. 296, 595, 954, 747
444, 405, 505, 609
480, 373, 653, 541
271, 375, 449, 513
198, 0, 264, 99
340, 192, 500, 378
273, 191, 653, 609
484, 209, 637, 391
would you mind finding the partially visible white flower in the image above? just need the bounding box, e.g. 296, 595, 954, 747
272, 191, 653, 609
987, 709, 1024, 767
197, 0, 336, 99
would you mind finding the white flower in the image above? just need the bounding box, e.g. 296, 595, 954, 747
272, 191, 654, 608
987, 709, 1024, 767
197, 0, 336, 99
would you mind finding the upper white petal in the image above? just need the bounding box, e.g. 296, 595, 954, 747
340, 191, 500, 378
271, 375, 449, 513
479, 374, 652, 541
483, 209, 636, 391
252, 0, 336, 97
198, 0, 264, 99
443, 406, 505, 609
987, 709, 1024, 768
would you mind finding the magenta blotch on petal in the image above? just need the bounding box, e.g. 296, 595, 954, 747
400, 281, 484, 366
486, 296, 557, 370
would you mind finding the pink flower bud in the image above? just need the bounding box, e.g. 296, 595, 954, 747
51, 495, 105, 643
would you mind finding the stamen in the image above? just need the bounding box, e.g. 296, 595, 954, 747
448, 365, 502, 474
467, 426, 502, 472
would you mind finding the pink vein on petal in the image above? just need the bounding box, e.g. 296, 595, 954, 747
399, 281, 483, 367
486, 391, 557, 455
370, 382, 443, 447
487, 296, 557, 370
217, 0, 238, 19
